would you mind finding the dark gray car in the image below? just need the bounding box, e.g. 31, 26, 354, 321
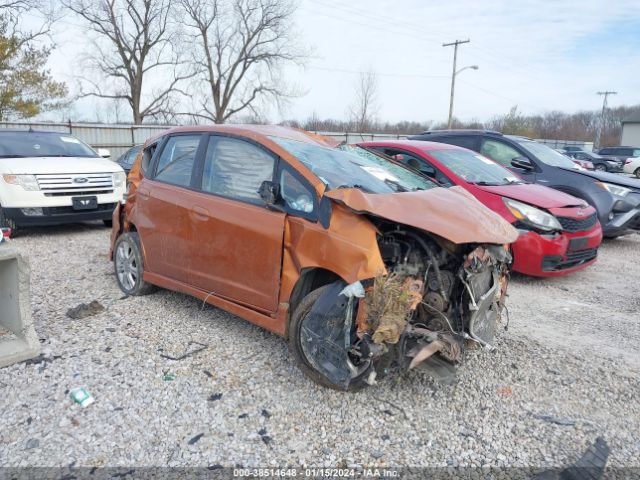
563, 150, 623, 172
597, 146, 640, 165
408, 130, 640, 237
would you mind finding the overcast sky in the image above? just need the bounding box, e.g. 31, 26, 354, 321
39, 0, 640, 124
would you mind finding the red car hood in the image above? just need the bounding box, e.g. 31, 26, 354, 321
475, 183, 585, 209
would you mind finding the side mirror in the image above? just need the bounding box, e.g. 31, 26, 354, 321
258, 180, 280, 205
511, 156, 533, 170
97, 148, 111, 158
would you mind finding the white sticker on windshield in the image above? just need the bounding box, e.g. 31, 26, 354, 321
60, 136, 80, 144
474, 155, 495, 165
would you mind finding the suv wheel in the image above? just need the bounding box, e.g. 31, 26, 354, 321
635, 167, 640, 179
594, 163, 607, 171
113, 232, 157, 296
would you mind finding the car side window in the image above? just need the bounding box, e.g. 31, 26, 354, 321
141, 142, 158, 174
599, 148, 611, 155
279, 168, 315, 216
480, 139, 522, 167
154, 135, 201, 187
634, 149, 640, 157
434, 135, 478, 151
201, 136, 275, 204
379, 148, 453, 186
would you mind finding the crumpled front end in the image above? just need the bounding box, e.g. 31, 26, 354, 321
298, 221, 512, 390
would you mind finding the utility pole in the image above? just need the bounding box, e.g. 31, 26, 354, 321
443, 39, 470, 129
595, 91, 617, 149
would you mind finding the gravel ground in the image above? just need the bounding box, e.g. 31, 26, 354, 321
0, 223, 639, 470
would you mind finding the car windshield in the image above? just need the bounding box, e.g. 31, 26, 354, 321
0, 132, 98, 158
428, 148, 522, 186
271, 137, 437, 192
516, 139, 578, 169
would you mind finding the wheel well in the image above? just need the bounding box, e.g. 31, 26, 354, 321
285, 268, 342, 339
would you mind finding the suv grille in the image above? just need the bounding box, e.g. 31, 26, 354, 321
36, 173, 114, 195
557, 213, 598, 232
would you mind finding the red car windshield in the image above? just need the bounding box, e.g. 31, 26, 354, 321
429, 149, 523, 186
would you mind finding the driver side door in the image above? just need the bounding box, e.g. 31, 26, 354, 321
187, 135, 286, 313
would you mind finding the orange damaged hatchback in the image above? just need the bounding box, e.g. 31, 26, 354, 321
110, 125, 518, 390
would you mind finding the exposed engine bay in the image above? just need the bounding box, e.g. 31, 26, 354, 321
299, 221, 512, 390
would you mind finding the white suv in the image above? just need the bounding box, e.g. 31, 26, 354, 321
0, 130, 126, 231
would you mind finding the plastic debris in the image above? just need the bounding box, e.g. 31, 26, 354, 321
339, 281, 365, 298
163, 373, 176, 381
69, 387, 94, 407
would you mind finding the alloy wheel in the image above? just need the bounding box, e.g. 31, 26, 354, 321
116, 239, 139, 291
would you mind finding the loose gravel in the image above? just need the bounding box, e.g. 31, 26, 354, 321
0, 223, 639, 470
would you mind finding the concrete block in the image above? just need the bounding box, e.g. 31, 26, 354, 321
0, 247, 39, 367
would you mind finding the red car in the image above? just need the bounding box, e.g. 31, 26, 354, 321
357, 140, 603, 277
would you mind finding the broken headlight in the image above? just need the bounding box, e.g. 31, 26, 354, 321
503, 198, 561, 232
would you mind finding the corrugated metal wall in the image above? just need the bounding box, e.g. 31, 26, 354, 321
0, 122, 173, 158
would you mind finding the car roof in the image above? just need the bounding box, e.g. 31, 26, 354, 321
144, 124, 333, 148
360, 139, 467, 153
415, 129, 503, 136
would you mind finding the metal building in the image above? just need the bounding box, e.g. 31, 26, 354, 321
621, 116, 640, 147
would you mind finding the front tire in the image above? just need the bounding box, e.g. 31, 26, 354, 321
289, 285, 370, 392
635, 167, 640, 179
113, 232, 157, 296
594, 163, 607, 172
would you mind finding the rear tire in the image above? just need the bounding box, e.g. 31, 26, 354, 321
289, 285, 370, 392
103, 219, 113, 227
594, 164, 607, 172
113, 232, 157, 296
635, 167, 640, 179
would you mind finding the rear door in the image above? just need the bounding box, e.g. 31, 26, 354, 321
187, 135, 286, 313
135, 134, 205, 283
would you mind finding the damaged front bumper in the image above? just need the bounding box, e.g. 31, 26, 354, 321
298, 243, 511, 390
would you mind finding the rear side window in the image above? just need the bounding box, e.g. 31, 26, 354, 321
201, 137, 275, 204
141, 143, 158, 173
433, 135, 478, 151
154, 135, 201, 187
480, 139, 522, 167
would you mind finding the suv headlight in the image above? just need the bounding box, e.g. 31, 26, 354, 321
113, 171, 126, 188
503, 198, 562, 232
2, 174, 40, 191
596, 181, 631, 197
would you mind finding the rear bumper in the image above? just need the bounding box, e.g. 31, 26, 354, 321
3, 204, 116, 226
511, 226, 602, 277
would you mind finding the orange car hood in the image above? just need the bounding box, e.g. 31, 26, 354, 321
325, 186, 518, 245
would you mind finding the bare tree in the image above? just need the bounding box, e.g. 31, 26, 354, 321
348, 70, 379, 133
179, 0, 305, 124
63, 0, 188, 124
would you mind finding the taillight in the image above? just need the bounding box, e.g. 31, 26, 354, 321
625, 158, 632, 164
1, 227, 11, 239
